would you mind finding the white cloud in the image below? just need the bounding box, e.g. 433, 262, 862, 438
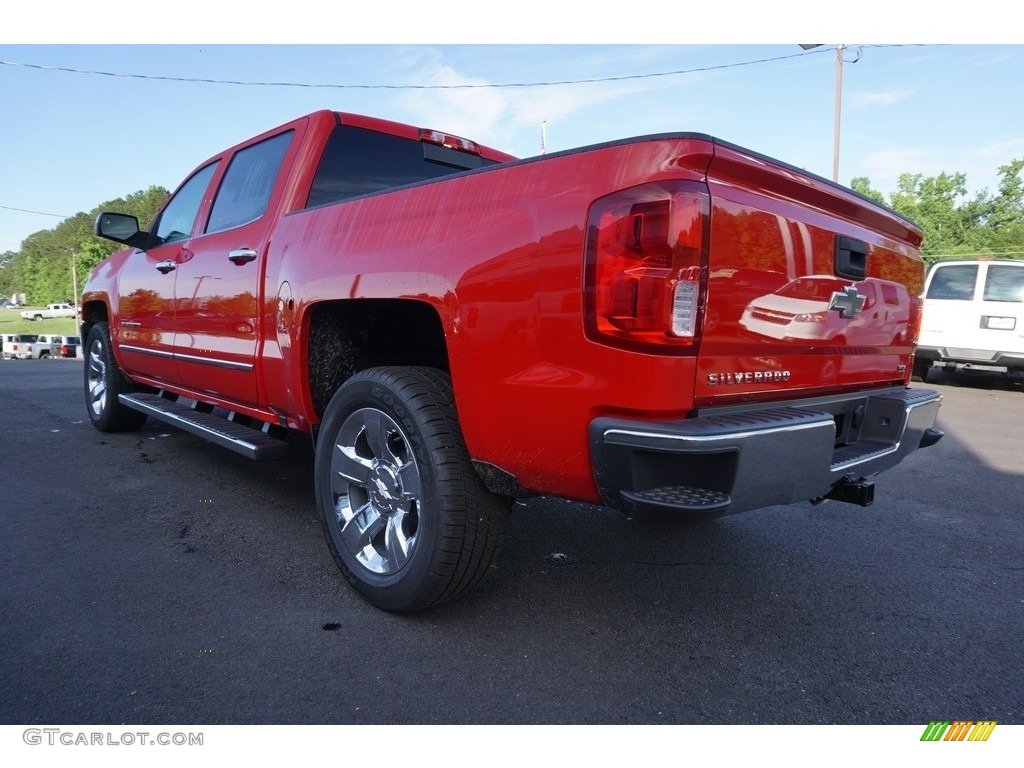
390, 46, 706, 157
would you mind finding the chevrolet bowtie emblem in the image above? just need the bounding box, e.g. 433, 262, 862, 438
828, 286, 866, 318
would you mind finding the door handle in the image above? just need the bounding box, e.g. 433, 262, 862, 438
156, 260, 176, 274
228, 248, 257, 265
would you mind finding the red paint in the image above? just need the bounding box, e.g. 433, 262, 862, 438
83, 111, 927, 504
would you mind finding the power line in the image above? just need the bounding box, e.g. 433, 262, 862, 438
0, 204, 71, 218
0, 48, 850, 90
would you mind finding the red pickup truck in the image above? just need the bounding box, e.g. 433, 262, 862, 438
83, 109, 943, 611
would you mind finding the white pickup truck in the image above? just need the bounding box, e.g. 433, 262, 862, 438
21, 303, 77, 321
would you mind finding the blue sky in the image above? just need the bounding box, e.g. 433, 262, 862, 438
2, 35, 1023, 254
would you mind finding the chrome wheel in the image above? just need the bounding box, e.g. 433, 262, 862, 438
82, 321, 147, 432
87, 337, 108, 418
315, 366, 509, 612
329, 407, 423, 575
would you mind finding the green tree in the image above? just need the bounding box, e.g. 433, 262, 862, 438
850, 176, 885, 205
6, 185, 169, 304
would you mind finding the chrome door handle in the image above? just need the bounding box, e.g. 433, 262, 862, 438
156, 260, 176, 274
228, 248, 257, 265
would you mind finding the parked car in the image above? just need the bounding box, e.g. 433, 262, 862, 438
26, 334, 63, 359
50, 335, 81, 358
915, 259, 1024, 379
21, 303, 77, 321
2, 334, 39, 359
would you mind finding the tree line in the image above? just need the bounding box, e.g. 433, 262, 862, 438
2, 159, 1023, 305
852, 158, 1024, 265
0, 186, 169, 304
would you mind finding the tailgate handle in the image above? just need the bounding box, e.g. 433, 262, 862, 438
835, 236, 868, 281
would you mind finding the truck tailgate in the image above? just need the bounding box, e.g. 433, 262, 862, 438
694, 141, 926, 407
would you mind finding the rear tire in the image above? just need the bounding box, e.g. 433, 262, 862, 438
314, 366, 509, 612
84, 321, 147, 432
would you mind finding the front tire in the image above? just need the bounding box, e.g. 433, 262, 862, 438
314, 366, 509, 612
84, 321, 147, 432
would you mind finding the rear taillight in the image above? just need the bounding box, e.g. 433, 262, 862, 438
61, 345, 70, 355
584, 181, 709, 354
909, 294, 924, 344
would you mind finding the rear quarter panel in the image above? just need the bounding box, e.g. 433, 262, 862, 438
268, 136, 717, 501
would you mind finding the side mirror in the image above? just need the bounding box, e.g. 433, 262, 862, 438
94, 212, 153, 251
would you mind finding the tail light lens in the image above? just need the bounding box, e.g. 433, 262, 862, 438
584, 181, 709, 354
909, 294, 924, 344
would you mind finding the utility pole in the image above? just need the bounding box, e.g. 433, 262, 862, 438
832, 44, 845, 183
800, 43, 846, 183
69, 248, 79, 308
541, 120, 547, 155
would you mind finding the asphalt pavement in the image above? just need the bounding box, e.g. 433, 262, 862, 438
1, 359, 1021, 724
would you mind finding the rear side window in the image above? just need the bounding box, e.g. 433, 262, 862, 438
983, 264, 1024, 302
926, 264, 978, 300
207, 131, 293, 234
306, 124, 497, 209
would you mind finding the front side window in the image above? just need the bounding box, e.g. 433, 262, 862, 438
154, 163, 219, 245
206, 131, 293, 234
926, 264, 978, 300
983, 264, 1024, 302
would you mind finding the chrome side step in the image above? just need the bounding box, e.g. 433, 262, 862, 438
119, 393, 289, 460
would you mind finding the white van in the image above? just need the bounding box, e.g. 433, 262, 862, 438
914, 259, 1024, 380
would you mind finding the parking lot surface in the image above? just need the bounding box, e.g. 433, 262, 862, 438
1, 360, 1021, 724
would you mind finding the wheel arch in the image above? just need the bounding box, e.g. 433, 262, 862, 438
80, 299, 109, 348
304, 298, 452, 422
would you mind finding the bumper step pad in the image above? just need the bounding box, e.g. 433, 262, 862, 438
620, 486, 731, 514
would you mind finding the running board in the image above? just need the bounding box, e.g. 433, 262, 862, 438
119, 393, 289, 460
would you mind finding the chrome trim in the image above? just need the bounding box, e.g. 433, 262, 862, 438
604, 419, 830, 444
228, 248, 257, 264
119, 344, 253, 371
120, 344, 173, 359
175, 351, 254, 371
829, 396, 936, 472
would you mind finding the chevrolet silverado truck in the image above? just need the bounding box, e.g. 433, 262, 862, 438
82, 110, 943, 612
22, 302, 77, 321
